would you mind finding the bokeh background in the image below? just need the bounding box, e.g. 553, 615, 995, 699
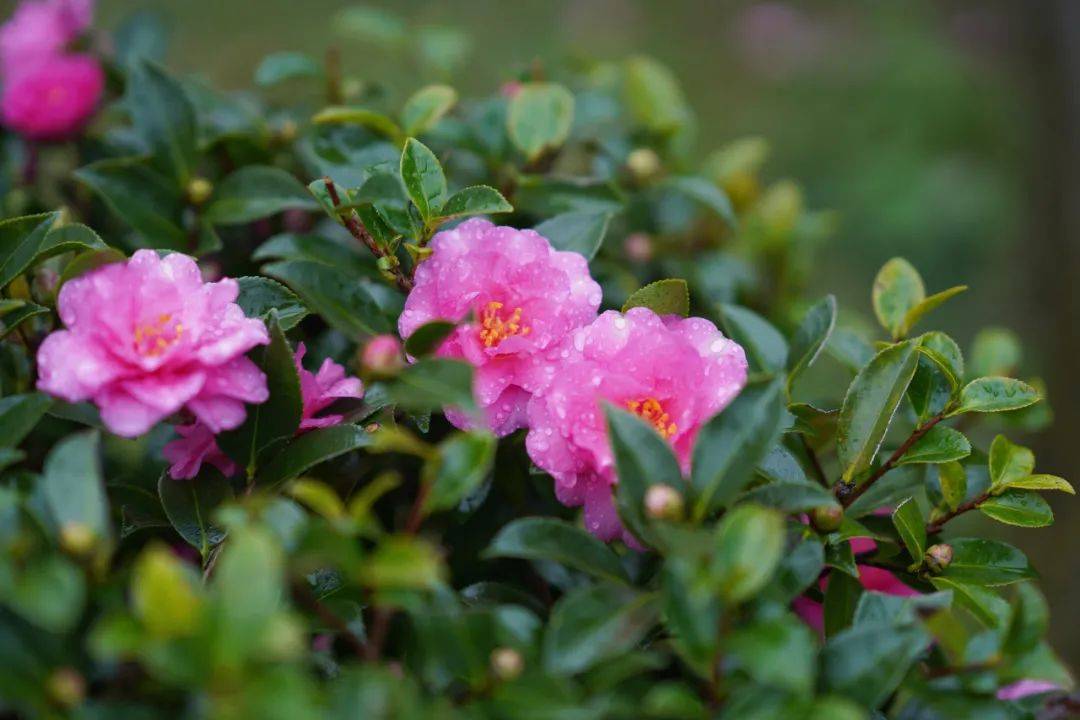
95, 0, 1080, 665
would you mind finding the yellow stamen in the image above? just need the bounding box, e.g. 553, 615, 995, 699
133, 313, 183, 357
478, 301, 530, 348
626, 397, 678, 439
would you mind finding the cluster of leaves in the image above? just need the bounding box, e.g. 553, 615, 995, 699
0, 6, 1073, 720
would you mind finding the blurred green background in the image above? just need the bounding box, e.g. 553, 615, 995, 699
97, 0, 1080, 666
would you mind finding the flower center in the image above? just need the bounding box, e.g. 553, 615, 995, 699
134, 313, 184, 357
626, 397, 678, 439
478, 301, 530, 348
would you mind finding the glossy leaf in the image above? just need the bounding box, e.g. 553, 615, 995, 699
941, 538, 1037, 586
720, 304, 788, 372
836, 341, 919, 483
158, 469, 233, 558
0, 393, 52, 448
311, 106, 403, 139
621, 278, 689, 317
533, 210, 611, 261
74, 157, 187, 249
900, 285, 967, 337
259, 424, 372, 487
484, 517, 629, 584
439, 185, 512, 220
787, 294, 837, 387
424, 431, 496, 513
929, 577, 1010, 628
979, 490, 1053, 528
385, 358, 475, 414
1000, 474, 1074, 494
403, 320, 456, 358
896, 425, 970, 465
712, 504, 785, 604
741, 481, 838, 513
264, 259, 399, 336
938, 461, 967, 512
948, 376, 1040, 416
401, 84, 458, 136
988, 434, 1034, 491
127, 60, 198, 184
0, 217, 107, 290
872, 258, 924, 339
400, 138, 447, 221
892, 498, 926, 562
543, 582, 657, 675
234, 276, 308, 331
204, 165, 318, 224
507, 82, 575, 161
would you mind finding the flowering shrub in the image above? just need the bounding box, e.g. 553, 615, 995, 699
0, 3, 1074, 719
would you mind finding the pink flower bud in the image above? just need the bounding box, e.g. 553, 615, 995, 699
1, 53, 103, 141
362, 334, 404, 375
623, 233, 654, 263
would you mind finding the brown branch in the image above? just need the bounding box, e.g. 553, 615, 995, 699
926, 491, 990, 535
291, 579, 366, 659
839, 414, 945, 508
322, 176, 414, 293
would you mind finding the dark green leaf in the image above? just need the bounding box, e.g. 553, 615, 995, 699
234, 276, 308, 330
787, 295, 837, 387
2, 556, 85, 634
949, 377, 1040, 416
507, 83, 575, 161
823, 567, 862, 637
424, 431, 495, 513
401, 84, 458, 136
484, 517, 629, 584
727, 615, 816, 694
767, 538, 825, 604
941, 538, 1037, 586
254, 51, 321, 86
0, 213, 58, 290
533, 210, 611, 261
978, 490, 1053, 528
621, 278, 689, 317
400, 138, 447, 221
872, 258, 924, 339
259, 424, 372, 488
59, 247, 126, 286
0, 301, 47, 340
127, 61, 198, 184
720, 304, 788, 373
514, 175, 624, 215
73, 157, 187, 249
404, 320, 456, 357
823, 623, 931, 706
836, 341, 920, 483
543, 582, 657, 675
662, 176, 736, 227
741, 481, 838, 513
385, 358, 475, 414
157, 468, 233, 558
892, 497, 926, 562
439, 185, 512, 220
929, 577, 1010, 628
254, 232, 374, 277
41, 430, 109, 540
204, 166, 318, 225
897, 425, 970, 465
264, 259, 399, 336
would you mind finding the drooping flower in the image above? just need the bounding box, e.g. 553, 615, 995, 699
0, 0, 93, 75
37, 250, 270, 438
525, 307, 748, 543
162, 344, 363, 479
398, 218, 602, 436
295, 342, 364, 431
0, 53, 103, 140
162, 422, 238, 480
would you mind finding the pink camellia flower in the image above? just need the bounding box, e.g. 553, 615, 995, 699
0, 53, 103, 140
525, 307, 748, 543
37, 250, 270, 438
162, 344, 362, 479
295, 342, 364, 431
162, 423, 238, 480
0, 0, 93, 75
398, 218, 602, 436
996, 680, 1059, 701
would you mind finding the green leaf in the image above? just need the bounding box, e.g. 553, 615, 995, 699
621, 278, 689, 317
900, 285, 967, 337
929, 577, 1010, 628
127, 60, 198, 184
690, 379, 785, 518
254, 231, 374, 277
1005, 582, 1049, 654
41, 430, 109, 540
59, 247, 126, 286
130, 544, 204, 638
234, 276, 308, 331
836, 341, 920, 483
970, 327, 1021, 378
949, 377, 1040, 416
727, 615, 816, 695
311, 106, 403, 139
938, 461, 967, 511
623, 55, 690, 134
896, 425, 971, 465
605, 404, 685, 545
361, 535, 443, 591
988, 434, 1035, 491
767, 538, 824, 604
439, 185, 512, 220
1000, 474, 1074, 494
0, 216, 108, 290
157, 469, 233, 558
254, 51, 321, 86
823, 623, 931, 706
892, 497, 926, 562
258, 424, 372, 488
918, 331, 965, 389
979, 490, 1053, 528
543, 583, 657, 675
400, 138, 447, 221
507, 82, 575, 161
484, 517, 629, 584
204, 166, 318, 225
662, 176, 736, 228
2, 556, 85, 634
264, 259, 399, 336
385, 358, 475, 415
514, 175, 624, 215
712, 504, 785, 604
741, 481, 839, 513
424, 431, 495, 513
941, 538, 1037, 586
824, 571, 862, 637
212, 524, 285, 658
872, 258, 925, 339
720, 304, 788, 373
533, 210, 611, 261
403, 320, 456, 358
401, 84, 458, 136
74, 157, 187, 249
787, 295, 837, 390
217, 318, 303, 473
0, 394, 51, 448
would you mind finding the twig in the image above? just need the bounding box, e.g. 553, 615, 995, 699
921, 659, 999, 679
403, 482, 430, 535
926, 492, 990, 535
291, 579, 366, 659
322, 176, 414, 293
839, 414, 945, 508
800, 435, 829, 488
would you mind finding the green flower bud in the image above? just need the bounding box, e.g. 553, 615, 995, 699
810, 505, 844, 533
46, 667, 85, 709
627, 147, 661, 181
491, 647, 524, 681
186, 177, 214, 206
59, 522, 96, 557
924, 543, 953, 574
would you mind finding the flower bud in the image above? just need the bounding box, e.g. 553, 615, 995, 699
361, 335, 404, 375
491, 647, 524, 681
59, 522, 96, 557
623, 232, 654, 263
46, 667, 85, 709
810, 505, 843, 533
627, 147, 661, 181
924, 543, 953, 574
644, 484, 684, 521
186, 177, 214, 206
277, 119, 299, 143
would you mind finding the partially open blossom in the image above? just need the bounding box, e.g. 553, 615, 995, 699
37, 250, 270, 438
525, 308, 748, 543
398, 218, 602, 436
163, 344, 362, 479
1, 53, 103, 140
361, 334, 404, 375
295, 342, 363, 431
0, 0, 93, 75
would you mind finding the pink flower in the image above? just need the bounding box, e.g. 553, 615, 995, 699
996, 680, 1058, 701
295, 342, 363, 431
162, 423, 238, 480
0, 53, 103, 140
398, 219, 602, 436
37, 250, 270, 438
525, 308, 748, 542
162, 344, 362, 479
0, 0, 93, 76
361, 334, 403, 374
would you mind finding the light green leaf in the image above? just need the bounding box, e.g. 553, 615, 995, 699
720, 304, 788, 373
400, 138, 447, 221
949, 377, 1040, 416
507, 82, 575, 161
900, 285, 967, 337
623, 55, 690, 134
989, 434, 1035, 490
439, 185, 512, 220
1001, 474, 1074, 494
40, 430, 110, 541
938, 461, 967, 512
311, 106, 403, 140
969, 327, 1021, 378
401, 84, 458, 136
533, 210, 611, 261
979, 490, 1053, 528
204, 166, 318, 225
543, 583, 657, 675
941, 538, 1037, 586
484, 517, 629, 584
158, 469, 233, 558
787, 295, 837, 391
621, 278, 689, 317
892, 497, 926, 562
712, 504, 785, 604
424, 431, 495, 513
897, 425, 970, 465
872, 258, 924, 339
386, 358, 475, 415
254, 51, 321, 86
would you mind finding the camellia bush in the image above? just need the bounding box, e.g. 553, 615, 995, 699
0, 2, 1075, 719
